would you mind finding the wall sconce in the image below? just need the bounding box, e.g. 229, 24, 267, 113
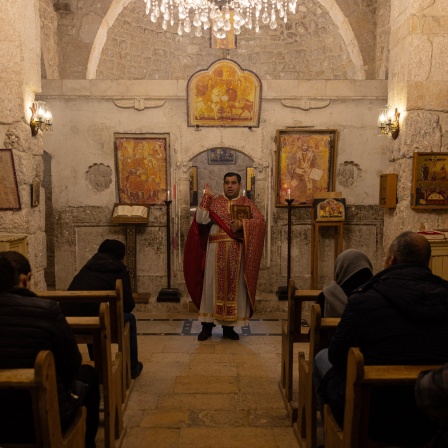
30, 101, 53, 136
378, 105, 400, 139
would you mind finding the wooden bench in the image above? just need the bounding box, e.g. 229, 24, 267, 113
279, 279, 321, 422
36, 279, 131, 403
67, 303, 125, 448
324, 347, 442, 448
0, 350, 86, 448
293, 303, 339, 448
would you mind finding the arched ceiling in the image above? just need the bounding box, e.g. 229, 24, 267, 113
86, 0, 369, 80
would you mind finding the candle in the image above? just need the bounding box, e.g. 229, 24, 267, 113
287, 189, 291, 200
203, 189, 205, 195
167, 190, 170, 201
242, 189, 246, 197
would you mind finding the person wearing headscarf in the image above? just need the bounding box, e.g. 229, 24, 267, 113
62, 239, 143, 379
317, 248, 373, 317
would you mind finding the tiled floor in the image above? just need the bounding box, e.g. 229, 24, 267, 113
118, 312, 302, 448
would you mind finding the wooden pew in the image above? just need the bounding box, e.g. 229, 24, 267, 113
67, 303, 125, 448
36, 279, 131, 403
324, 347, 442, 448
279, 278, 321, 422
0, 350, 86, 448
293, 303, 340, 448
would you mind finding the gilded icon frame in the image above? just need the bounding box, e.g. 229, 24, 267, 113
114, 133, 169, 205
187, 59, 261, 128
411, 152, 448, 209
275, 129, 338, 207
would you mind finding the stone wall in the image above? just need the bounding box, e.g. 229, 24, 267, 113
384, 0, 448, 253
0, 0, 47, 290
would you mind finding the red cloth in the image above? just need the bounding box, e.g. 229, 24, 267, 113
183, 195, 265, 316
183, 214, 210, 309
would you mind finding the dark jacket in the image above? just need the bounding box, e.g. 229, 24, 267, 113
416, 362, 448, 427
415, 363, 448, 447
322, 264, 448, 444
0, 287, 82, 442
62, 252, 135, 316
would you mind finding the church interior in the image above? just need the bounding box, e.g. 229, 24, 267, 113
1, 0, 448, 447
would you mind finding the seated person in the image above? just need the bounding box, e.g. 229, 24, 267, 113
317, 248, 373, 317
0, 251, 100, 448
61, 239, 143, 379
314, 231, 448, 445
415, 362, 448, 448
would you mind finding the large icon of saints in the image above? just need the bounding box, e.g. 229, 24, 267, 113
188, 59, 261, 128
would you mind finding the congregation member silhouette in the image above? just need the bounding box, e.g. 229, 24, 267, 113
314, 231, 448, 446
62, 239, 143, 379
0, 251, 100, 448
415, 361, 448, 448
184, 172, 265, 341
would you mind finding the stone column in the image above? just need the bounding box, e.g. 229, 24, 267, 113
384, 0, 448, 252
0, 0, 47, 289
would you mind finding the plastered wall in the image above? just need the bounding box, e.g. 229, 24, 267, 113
40, 78, 388, 304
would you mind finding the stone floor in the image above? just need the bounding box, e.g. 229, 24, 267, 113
111, 311, 306, 448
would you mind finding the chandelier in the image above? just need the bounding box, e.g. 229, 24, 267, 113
142, 0, 298, 38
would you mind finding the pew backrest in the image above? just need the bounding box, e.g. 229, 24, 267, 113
324, 347, 442, 448
287, 280, 321, 343
309, 303, 340, 359
293, 303, 339, 448
35, 279, 131, 393
35, 279, 124, 349
0, 350, 86, 448
67, 302, 124, 447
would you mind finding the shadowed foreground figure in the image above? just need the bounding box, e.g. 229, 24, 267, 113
415, 362, 448, 448
0, 251, 100, 448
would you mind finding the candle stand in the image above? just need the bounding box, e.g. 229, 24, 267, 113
276, 198, 294, 300
157, 199, 181, 302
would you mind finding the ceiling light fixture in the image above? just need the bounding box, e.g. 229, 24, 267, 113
142, 0, 297, 39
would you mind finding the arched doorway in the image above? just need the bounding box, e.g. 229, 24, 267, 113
189, 148, 255, 209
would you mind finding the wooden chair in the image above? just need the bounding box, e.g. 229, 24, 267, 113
293, 303, 340, 448
279, 279, 321, 422
67, 303, 125, 448
324, 347, 442, 448
0, 350, 86, 448
36, 279, 131, 403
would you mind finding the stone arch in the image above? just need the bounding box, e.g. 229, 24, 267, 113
188, 147, 255, 197
189, 145, 255, 163
86, 0, 365, 80
86, 0, 134, 79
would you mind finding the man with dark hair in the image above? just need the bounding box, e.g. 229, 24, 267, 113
184, 172, 266, 341
0, 251, 100, 448
63, 239, 143, 379
314, 231, 448, 445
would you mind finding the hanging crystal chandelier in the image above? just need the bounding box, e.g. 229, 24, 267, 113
142, 0, 297, 39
